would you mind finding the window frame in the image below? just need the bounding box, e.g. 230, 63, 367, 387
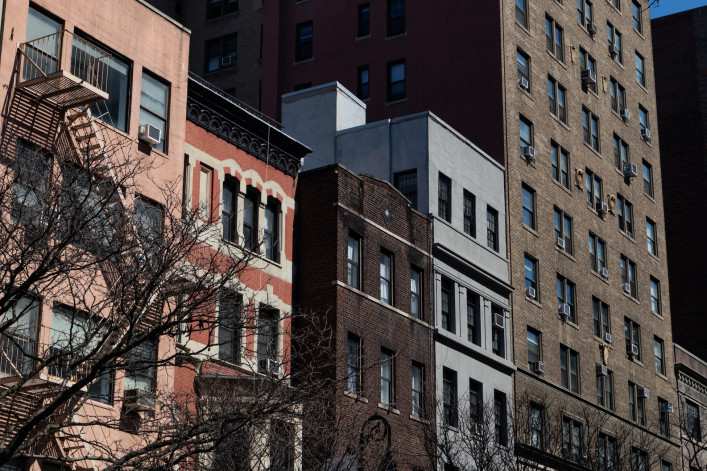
687, 400, 701, 440
357, 3, 371, 38
139, 71, 169, 153
632, 1, 643, 33
519, 115, 534, 153
607, 22, 623, 63
642, 160, 654, 198
386, 0, 405, 37
592, 296, 610, 339
438, 172, 452, 223
516, 0, 529, 28
551, 142, 570, 189
654, 336, 665, 375
560, 345, 580, 393
357, 65, 370, 100
517, 48, 531, 90
243, 187, 259, 251
521, 183, 536, 230
585, 168, 603, 210
440, 277, 454, 333
467, 291, 480, 345
617, 195, 634, 238
346, 333, 363, 395
204, 33, 238, 73
527, 327, 542, 364
548, 75, 567, 123
264, 197, 280, 263
596, 367, 614, 410
380, 348, 395, 406
394, 169, 417, 209
580, 47, 598, 94
411, 361, 424, 417
487, 206, 499, 252
625, 317, 642, 360
546, 15, 565, 62
554, 207, 573, 254
222, 176, 238, 242
347, 233, 361, 289
613, 134, 630, 171
582, 107, 600, 151
295, 21, 313, 62
562, 415, 584, 461
379, 250, 393, 305
621, 254, 638, 298
463, 189, 476, 237
557, 274, 577, 323
410, 266, 422, 320
636, 51, 646, 87
529, 402, 545, 449
442, 367, 458, 427
494, 390, 508, 446
577, 0, 594, 30
647, 218, 657, 256
218, 291, 243, 364
386, 59, 406, 102
610, 77, 627, 114
524, 254, 539, 299
206, 0, 239, 19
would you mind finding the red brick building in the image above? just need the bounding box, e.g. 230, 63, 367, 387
295, 164, 434, 470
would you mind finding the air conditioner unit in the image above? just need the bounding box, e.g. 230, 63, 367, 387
596, 364, 608, 376
620, 108, 631, 120
660, 402, 674, 413
493, 313, 504, 328
623, 283, 632, 294
474, 423, 484, 435
221, 55, 234, 66
586, 21, 598, 34
623, 162, 639, 178
519, 76, 530, 90
267, 358, 281, 376
604, 332, 613, 343
530, 361, 546, 374
581, 69, 597, 86
596, 201, 609, 215
558, 303, 571, 319
124, 389, 156, 411
521, 146, 536, 162
641, 127, 651, 141
637, 387, 650, 399
609, 44, 620, 57
526, 286, 536, 299
139, 123, 162, 146
630, 343, 640, 356
556, 237, 566, 249
600, 267, 609, 279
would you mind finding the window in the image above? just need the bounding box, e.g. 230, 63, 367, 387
347, 333, 362, 394
134, 196, 163, 262
614, 134, 630, 170
492, 305, 505, 358
596, 367, 614, 410
577, 0, 594, 29
524, 255, 538, 298
529, 403, 545, 449
551, 142, 570, 189
661, 461, 672, 471
607, 22, 623, 63
463, 190, 476, 237
438, 173, 451, 222
580, 47, 597, 93
621, 255, 638, 297
591, 296, 610, 339
357, 65, 369, 100
654, 336, 665, 374
610, 0, 621, 9
411, 362, 424, 417
548, 75, 567, 123
631, 448, 648, 471
204, 34, 237, 73
639, 105, 650, 133
527, 328, 541, 363
469, 380, 482, 424
25, 7, 62, 78
628, 382, 646, 425
546, 16, 565, 62
687, 400, 701, 440
441, 277, 454, 333
387, 59, 405, 101
198, 165, 212, 220
380, 251, 393, 304
599, 433, 617, 470
659, 398, 671, 437
256, 306, 279, 374
50, 308, 96, 380
207, 0, 238, 19
617, 195, 634, 238
554, 207, 573, 254
124, 339, 155, 405
585, 169, 603, 210
295, 21, 313, 61
269, 421, 296, 471
394, 169, 417, 209
632, 1, 643, 32
410, 267, 422, 319
218, 292, 243, 363
264, 198, 280, 262
650, 277, 661, 314
625, 317, 641, 360
582, 107, 600, 151
516, 0, 529, 28
562, 416, 583, 461
387, 0, 405, 36
467, 291, 480, 345
243, 187, 259, 250
643, 160, 654, 197
0, 296, 38, 377
646, 219, 657, 256
347, 233, 361, 289
636, 51, 646, 86
589, 235, 608, 279
494, 391, 508, 446
11, 140, 51, 224
519, 115, 533, 154
522, 184, 536, 229
557, 275, 576, 322
222, 176, 238, 242
357, 3, 370, 37
610, 77, 626, 114
140, 72, 169, 152
487, 207, 499, 252
380, 349, 394, 405
517, 48, 530, 89
560, 345, 580, 393
442, 368, 457, 426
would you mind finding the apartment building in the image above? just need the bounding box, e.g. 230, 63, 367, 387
285, 82, 514, 469
674, 344, 707, 471
0, 0, 190, 469
296, 163, 434, 471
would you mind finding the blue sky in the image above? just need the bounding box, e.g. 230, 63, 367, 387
651, 0, 707, 18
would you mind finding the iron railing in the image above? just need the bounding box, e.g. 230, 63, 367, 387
0, 329, 35, 377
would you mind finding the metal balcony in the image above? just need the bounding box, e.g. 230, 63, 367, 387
18, 30, 110, 109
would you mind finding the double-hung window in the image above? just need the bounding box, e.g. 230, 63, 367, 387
610, 78, 626, 114
487, 207, 499, 252
636, 51, 646, 86
469, 380, 483, 424
519, 115, 534, 154
199, 165, 212, 221
516, 0, 529, 28
659, 398, 671, 438
599, 433, 617, 470
387, 0, 405, 36
357, 3, 370, 37
647, 219, 657, 256
517, 48, 530, 89
582, 107, 600, 151
494, 391, 508, 446
441, 277, 454, 333
387, 59, 406, 101
380, 250, 393, 305
438, 173, 451, 222
650, 277, 661, 314
124, 339, 155, 406
687, 401, 701, 440
256, 306, 279, 374
560, 345, 580, 393
529, 403, 545, 449
295, 21, 313, 61
357, 65, 370, 100
639, 105, 650, 134
1, 297, 39, 377
643, 160, 654, 198
592, 297, 610, 338
12, 140, 51, 224
492, 305, 505, 357
548, 75, 567, 123
596, 367, 614, 409
614, 134, 630, 171
139, 72, 169, 152
463, 190, 476, 237
562, 416, 583, 461
527, 328, 541, 363
218, 292, 243, 364
347, 333, 362, 394
410, 266, 422, 319
585, 169, 603, 210
546, 16, 565, 62
554, 207, 573, 254
557, 275, 576, 323
264, 198, 280, 262
394, 169, 417, 209
380, 349, 395, 406
222, 176, 238, 242
243, 187, 259, 250
522, 184, 536, 229
628, 382, 646, 425
654, 336, 665, 374
617, 195, 634, 238
552, 142, 569, 188
577, 0, 594, 30
411, 362, 424, 417
607, 22, 623, 63
580, 48, 597, 93
625, 317, 641, 359
442, 368, 458, 427
589, 233, 607, 273
621, 255, 638, 298
525, 255, 539, 299
632, 1, 643, 33
467, 291, 480, 345
347, 233, 361, 289
632, 448, 649, 471
204, 34, 237, 73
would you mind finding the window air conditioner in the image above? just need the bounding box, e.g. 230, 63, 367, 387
530, 361, 546, 374
520, 76, 530, 90
600, 267, 609, 279
660, 403, 674, 413
620, 108, 631, 120
596, 364, 608, 376
586, 21, 598, 34
558, 303, 571, 319
623, 162, 639, 178
139, 123, 161, 146
267, 358, 281, 376
609, 44, 620, 57
596, 201, 609, 215
521, 146, 536, 162
637, 387, 649, 399
493, 313, 504, 328
581, 69, 597, 86
604, 332, 613, 343
526, 286, 536, 299
556, 237, 566, 249
124, 389, 156, 411
474, 423, 483, 435
630, 343, 640, 356
221, 55, 234, 66
623, 283, 632, 294
641, 127, 651, 141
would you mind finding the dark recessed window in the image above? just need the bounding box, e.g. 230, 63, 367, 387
295, 21, 313, 61
357, 65, 370, 99
207, 0, 239, 20
387, 59, 405, 101
387, 0, 405, 36
357, 3, 370, 37
394, 169, 417, 209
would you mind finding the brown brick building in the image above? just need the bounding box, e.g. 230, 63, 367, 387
295, 164, 434, 470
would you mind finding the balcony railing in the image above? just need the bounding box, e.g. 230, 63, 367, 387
18, 30, 110, 109
0, 329, 35, 377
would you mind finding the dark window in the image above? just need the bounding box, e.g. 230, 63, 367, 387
610, 77, 626, 114
562, 416, 583, 461
582, 107, 600, 151
410, 266, 422, 319
387, 0, 405, 36
264, 197, 280, 262
387, 59, 406, 101
654, 336, 665, 374
380, 250, 393, 305
621, 255, 638, 298
519, 115, 533, 152
463, 190, 476, 237
658, 399, 670, 437
631, 447, 649, 470
347, 233, 361, 289
517, 48, 530, 89
134, 196, 163, 264
207, 0, 239, 19
585, 168, 603, 209
357, 65, 370, 99
139, 72, 169, 152
617, 195, 634, 238
607, 22, 623, 63
469, 379, 482, 424
516, 0, 529, 28
580, 47, 598, 93
596, 368, 614, 410
394, 169, 417, 209
625, 317, 641, 360
124, 339, 155, 404
347, 333, 362, 394
438, 173, 451, 222
243, 187, 259, 250
494, 391, 508, 445
632, 1, 643, 32
441, 277, 454, 333
11, 140, 51, 224
589, 233, 607, 274
599, 433, 618, 470
560, 345, 580, 393
442, 368, 457, 426
647, 218, 657, 256
524, 254, 538, 299
270, 421, 296, 471
256, 306, 279, 374
218, 292, 243, 363
529, 403, 545, 449
650, 277, 661, 314
556, 275, 576, 323
527, 328, 541, 363
357, 3, 370, 37
487, 207, 499, 252
577, 0, 594, 30
380, 348, 394, 405
687, 401, 701, 440
554, 207, 573, 255
592, 297, 610, 338
295, 21, 313, 61
492, 305, 505, 357
411, 362, 424, 417
522, 184, 536, 230
636, 51, 646, 86
551, 142, 569, 188
222, 176, 238, 242
613, 134, 630, 170
467, 291, 480, 345
546, 15, 565, 62
643, 160, 654, 198
548, 75, 567, 123
204, 33, 237, 73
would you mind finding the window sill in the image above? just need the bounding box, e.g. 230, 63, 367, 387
555, 245, 576, 262
525, 296, 541, 308
622, 290, 640, 305
515, 20, 531, 37
609, 56, 626, 70
550, 113, 570, 131
578, 25, 597, 42
637, 81, 649, 93
378, 402, 400, 415
594, 335, 612, 347
552, 178, 572, 196
560, 319, 580, 331
523, 224, 539, 238
356, 34, 371, 41
293, 57, 314, 66
518, 84, 533, 100
655, 371, 669, 382
618, 230, 636, 245
385, 97, 407, 106
644, 192, 656, 203
611, 109, 630, 126
385, 32, 407, 41
648, 251, 659, 262
138, 141, 170, 159
546, 49, 568, 70
590, 269, 610, 285
583, 141, 602, 158
409, 414, 430, 425
343, 390, 368, 403
205, 10, 241, 23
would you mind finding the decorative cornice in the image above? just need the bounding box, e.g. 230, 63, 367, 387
186, 98, 301, 178
679, 371, 707, 396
